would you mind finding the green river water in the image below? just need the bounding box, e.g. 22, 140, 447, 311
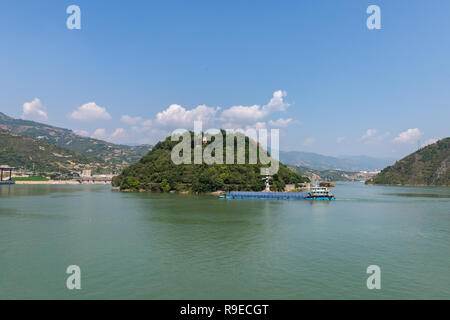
0, 182, 449, 299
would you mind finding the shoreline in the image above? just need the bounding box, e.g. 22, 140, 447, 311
13, 180, 111, 185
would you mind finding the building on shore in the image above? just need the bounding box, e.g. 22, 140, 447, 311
73, 170, 114, 184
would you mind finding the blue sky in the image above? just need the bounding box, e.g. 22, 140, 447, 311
0, 0, 449, 158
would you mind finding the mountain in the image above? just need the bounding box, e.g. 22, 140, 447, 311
289, 166, 377, 182
0, 129, 105, 177
279, 150, 395, 172
113, 132, 309, 192
369, 138, 449, 186
0, 112, 151, 171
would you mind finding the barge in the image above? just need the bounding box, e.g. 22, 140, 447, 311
222, 186, 335, 200
0, 181, 15, 185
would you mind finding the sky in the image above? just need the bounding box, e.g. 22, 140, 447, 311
0, 0, 449, 159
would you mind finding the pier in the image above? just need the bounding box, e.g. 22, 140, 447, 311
0, 166, 16, 185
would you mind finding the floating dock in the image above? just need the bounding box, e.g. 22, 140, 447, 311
0, 181, 15, 185
0, 166, 16, 185
223, 191, 310, 200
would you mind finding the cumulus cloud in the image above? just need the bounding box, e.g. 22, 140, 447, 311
155, 104, 219, 128
90, 128, 128, 143
22, 98, 48, 121
245, 122, 267, 131
91, 128, 108, 140
265, 90, 290, 112
393, 128, 423, 144
111, 128, 126, 139
336, 137, 345, 143
361, 129, 377, 141
361, 129, 390, 144
420, 138, 438, 148
221, 104, 266, 122
89, 90, 294, 144
121, 115, 142, 125
268, 118, 292, 128
74, 129, 89, 137
221, 90, 290, 124
70, 102, 111, 121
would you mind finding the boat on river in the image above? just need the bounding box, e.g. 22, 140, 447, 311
221, 185, 335, 200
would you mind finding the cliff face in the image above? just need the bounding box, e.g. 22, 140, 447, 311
370, 138, 450, 186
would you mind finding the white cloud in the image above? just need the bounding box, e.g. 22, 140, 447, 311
303, 137, 316, 146
90, 128, 128, 143
336, 137, 345, 143
22, 98, 48, 121
268, 118, 292, 128
221, 90, 290, 124
97, 91, 294, 144
245, 122, 267, 131
420, 138, 438, 148
393, 128, 423, 144
221, 104, 266, 122
361, 129, 377, 141
70, 102, 111, 121
111, 128, 126, 139
265, 90, 290, 112
121, 115, 142, 125
74, 129, 89, 137
361, 129, 390, 144
91, 128, 107, 140
156, 104, 218, 128
142, 119, 152, 127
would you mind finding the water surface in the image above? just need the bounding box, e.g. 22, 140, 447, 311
0, 183, 449, 299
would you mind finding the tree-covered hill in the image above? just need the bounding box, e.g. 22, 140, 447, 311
369, 137, 449, 186
0, 129, 105, 176
113, 132, 309, 192
0, 112, 151, 171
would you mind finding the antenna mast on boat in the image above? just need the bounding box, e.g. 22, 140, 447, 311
264, 168, 271, 192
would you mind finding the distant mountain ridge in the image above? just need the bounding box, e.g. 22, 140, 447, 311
0, 112, 151, 172
279, 150, 395, 172
370, 137, 450, 186
289, 165, 378, 182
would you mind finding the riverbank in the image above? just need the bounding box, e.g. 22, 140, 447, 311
14, 180, 111, 185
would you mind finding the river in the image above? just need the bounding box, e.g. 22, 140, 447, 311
0, 182, 449, 299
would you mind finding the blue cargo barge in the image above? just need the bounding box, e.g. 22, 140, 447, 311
220, 186, 335, 200
223, 191, 310, 200
221, 191, 334, 200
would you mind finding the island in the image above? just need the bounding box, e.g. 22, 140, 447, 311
112, 132, 309, 193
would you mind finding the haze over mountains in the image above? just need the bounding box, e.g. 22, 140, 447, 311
279, 150, 395, 172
